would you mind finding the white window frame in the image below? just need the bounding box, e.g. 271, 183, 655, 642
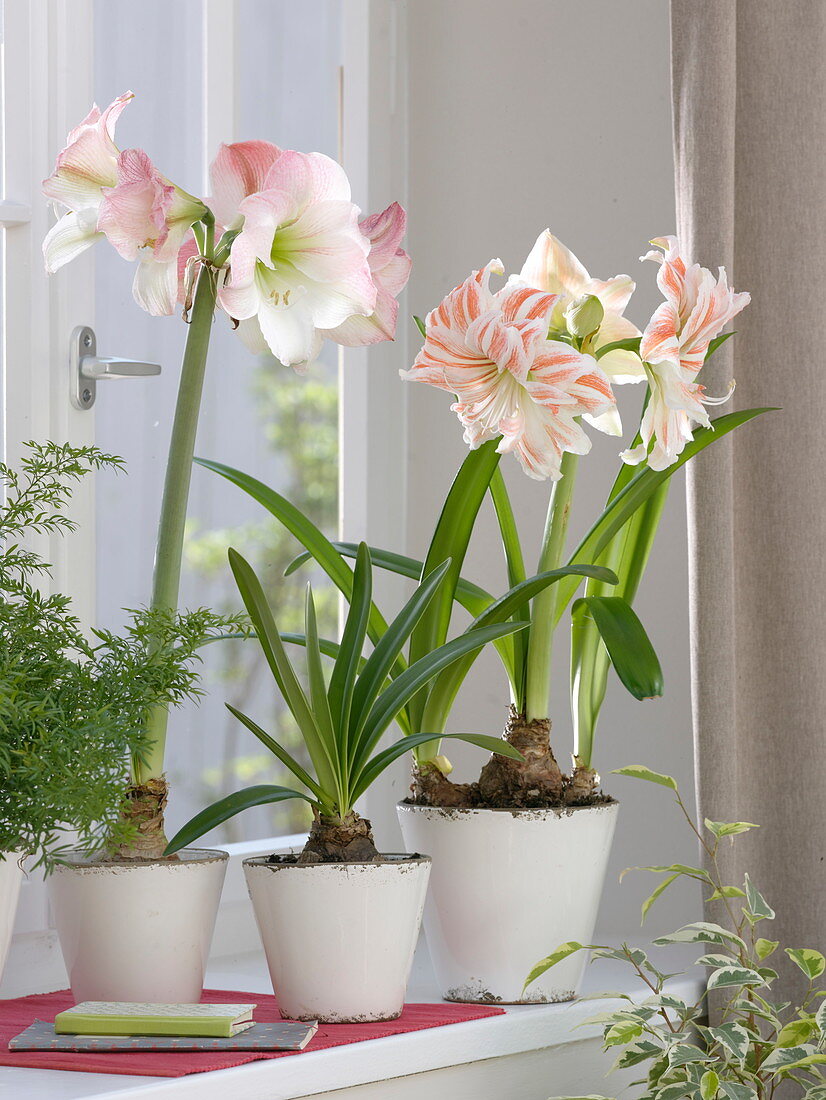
1, 0, 410, 992
339, 0, 410, 846
1, 0, 97, 976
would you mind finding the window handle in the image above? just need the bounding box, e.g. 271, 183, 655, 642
70, 325, 162, 410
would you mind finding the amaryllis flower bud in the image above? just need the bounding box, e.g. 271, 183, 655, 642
565, 293, 604, 339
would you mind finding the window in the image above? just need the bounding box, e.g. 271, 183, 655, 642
92, 0, 344, 844
1, 0, 407, 976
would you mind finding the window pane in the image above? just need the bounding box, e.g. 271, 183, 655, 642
93, 0, 342, 843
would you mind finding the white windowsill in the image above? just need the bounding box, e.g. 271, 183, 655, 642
0, 943, 704, 1100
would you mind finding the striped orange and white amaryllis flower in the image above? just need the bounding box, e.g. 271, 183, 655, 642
401, 260, 616, 480
622, 236, 751, 470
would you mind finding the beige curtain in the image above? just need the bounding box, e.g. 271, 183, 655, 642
670, 1, 826, 1004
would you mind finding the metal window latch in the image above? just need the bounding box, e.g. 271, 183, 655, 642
70, 325, 162, 410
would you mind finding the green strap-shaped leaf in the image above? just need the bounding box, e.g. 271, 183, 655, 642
352, 620, 529, 770
348, 559, 450, 754
553, 408, 774, 621
489, 469, 527, 588
225, 703, 327, 804
196, 458, 401, 670
165, 784, 313, 855
575, 595, 663, 700
228, 548, 338, 795
304, 584, 337, 767
286, 541, 520, 698
406, 440, 502, 728
327, 543, 372, 749
421, 565, 618, 735
280, 632, 345, 661
569, 386, 662, 764
704, 331, 736, 361
286, 542, 494, 616
595, 336, 642, 361
350, 731, 522, 802
489, 469, 529, 696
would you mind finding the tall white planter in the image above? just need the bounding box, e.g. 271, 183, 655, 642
0, 853, 24, 981
244, 854, 431, 1022
398, 802, 618, 1003
48, 848, 227, 1002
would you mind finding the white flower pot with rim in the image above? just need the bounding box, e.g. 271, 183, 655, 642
0, 853, 24, 981
48, 847, 228, 1002
244, 853, 431, 1022
397, 801, 618, 1004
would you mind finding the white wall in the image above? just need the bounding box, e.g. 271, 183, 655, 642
400, 0, 701, 939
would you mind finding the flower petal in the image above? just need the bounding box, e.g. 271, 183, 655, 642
263, 149, 353, 206
360, 202, 407, 270
235, 317, 269, 355
42, 92, 132, 211
209, 140, 282, 227
377, 248, 412, 298
98, 149, 174, 261
257, 292, 322, 366
518, 229, 590, 296
132, 256, 178, 316
594, 311, 646, 383
42, 209, 102, 273
588, 274, 636, 314
640, 300, 682, 365
584, 405, 623, 436
325, 285, 400, 346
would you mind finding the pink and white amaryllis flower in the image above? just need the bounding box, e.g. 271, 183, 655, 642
321, 202, 412, 348
516, 229, 645, 387
621, 236, 751, 470
98, 149, 206, 316
216, 149, 379, 367
402, 261, 616, 480
42, 91, 132, 274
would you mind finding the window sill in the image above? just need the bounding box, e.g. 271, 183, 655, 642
0, 944, 704, 1100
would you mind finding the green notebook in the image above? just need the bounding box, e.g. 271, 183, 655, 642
54, 1001, 257, 1038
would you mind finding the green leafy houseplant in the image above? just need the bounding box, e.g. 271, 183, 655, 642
231, 393, 766, 807
526, 768, 826, 1100
193, 445, 620, 804
336, 231, 769, 809
0, 442, 239, 864
217, 318, 770, 811
166, 543, 527, 861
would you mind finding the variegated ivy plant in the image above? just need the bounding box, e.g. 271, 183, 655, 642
526, 768, 825, 1100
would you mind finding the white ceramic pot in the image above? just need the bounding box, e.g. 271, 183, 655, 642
244, 854, 431, 1022
0, 853, 24, 980
398, 801, 618, 1004
48, 848, 227, 1002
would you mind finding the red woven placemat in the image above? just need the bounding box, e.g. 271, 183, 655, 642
0, 988, 505, 1077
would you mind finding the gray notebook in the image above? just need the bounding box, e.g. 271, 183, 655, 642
9, 1018, 318, 1053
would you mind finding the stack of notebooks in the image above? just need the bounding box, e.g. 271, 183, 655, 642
8, 1002, 318, 1053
